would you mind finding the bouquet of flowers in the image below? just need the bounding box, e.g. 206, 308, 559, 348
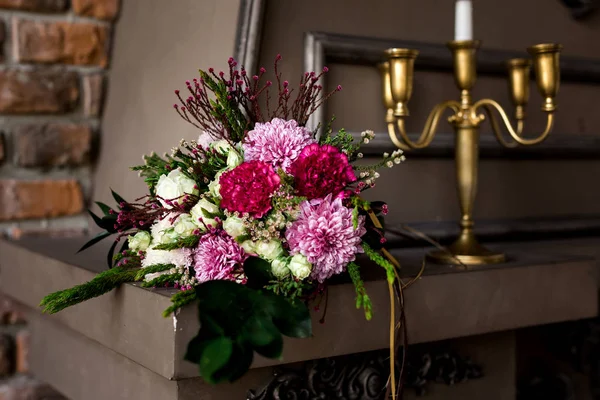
40, 55, 405, 384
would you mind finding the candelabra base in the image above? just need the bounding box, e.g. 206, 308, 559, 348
426, 231, 506, 265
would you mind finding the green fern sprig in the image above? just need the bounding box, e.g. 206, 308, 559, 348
347, 262, 372, 320
40, 267, 139, 314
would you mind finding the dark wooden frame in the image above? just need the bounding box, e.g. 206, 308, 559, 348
304, 31, 600, 159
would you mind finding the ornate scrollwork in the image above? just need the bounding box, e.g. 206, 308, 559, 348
247, 347, 483, 399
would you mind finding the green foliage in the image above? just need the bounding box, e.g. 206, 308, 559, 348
185, 281, 312, 384
199, 71, 248, 142
162, 289, 198, 317
135, 264, 174, 280
352, 205, 359, 230
141, 273, 182, 288
362, 242, 396, 284
131, 152, 175, 195
243, 257, 273, 290
40, 267, 138, 314
347, 262, 373, 320
321, 128, 360, 156
264, 278, 314, 300
153, 235, 200, 250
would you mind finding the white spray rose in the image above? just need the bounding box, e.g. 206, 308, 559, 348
210, 139, 234, 155
288, 254, 312, 280
227, 148, 243, 169
240, 240, 257, 255
210, 140, 243, 169
155, 169, 198, 208
150, 215, 178, 245
271, 257, 290, 279
128, 231, 151, 251
223, 216, 246, 239
190, 198, 221, 230
208, 170, 224, 200
255, 240, 284, 261
173, 213, 197, 238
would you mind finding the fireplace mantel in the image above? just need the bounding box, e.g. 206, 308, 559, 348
0, 237, 598, 399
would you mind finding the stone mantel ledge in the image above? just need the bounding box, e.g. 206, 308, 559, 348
0, 237, 598, 381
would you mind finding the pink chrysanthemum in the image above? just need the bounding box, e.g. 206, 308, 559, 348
220, 160, 281, 218
193, 231, 248, 283
285, 195, 366, 282
289, 143, 356, 200
243, 118, 315, 172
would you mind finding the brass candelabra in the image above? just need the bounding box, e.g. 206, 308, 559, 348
379, 41, 562, 265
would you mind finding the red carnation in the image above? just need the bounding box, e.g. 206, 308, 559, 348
219, 161, 281, 218
289, 144, 356, 200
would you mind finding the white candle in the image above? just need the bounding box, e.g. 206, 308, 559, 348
454, 0, 473, 41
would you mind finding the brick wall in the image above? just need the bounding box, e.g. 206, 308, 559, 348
0, 0, 120, 238
0, 1, 120, 398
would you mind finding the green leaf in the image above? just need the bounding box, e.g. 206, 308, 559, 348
271, 296, 312, 338
352, 205, 359, 230
254, 333, 283, 359
243, 257, 273, 290
199, 337, 234, 384
185, 281, 312, 383
77, 231, 111, 253
111, 189, 126, 205
216, 342, 253, 382
88, 210, 106, 228
95, 201, 113, 216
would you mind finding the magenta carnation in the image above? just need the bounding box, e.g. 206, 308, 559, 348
193, 231, 248, 283
219, 160, 281, 218
243, 118, 315, 172
285, 195, 366, 282
289, 143, 356, 200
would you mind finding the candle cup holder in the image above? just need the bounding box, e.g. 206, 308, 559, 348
379, 40, 562, 265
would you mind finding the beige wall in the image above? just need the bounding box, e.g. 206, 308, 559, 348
94, 0, 241, 204
94, 0, 600, 226
258, 0, 600, 224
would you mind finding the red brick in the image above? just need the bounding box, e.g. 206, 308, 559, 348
0, 70, 79, 114
14, 330, 29, 374
0, 179, 84, 221
72, 0, 119, 20
82, 73, 105, 117
0, 295, 26, 325
14, 123, 92, 167
0, 20, 5, 62
0, 133, 5, 164
13, 18, 110, 67
0, 334, 15, 378
0, 0, 66, 12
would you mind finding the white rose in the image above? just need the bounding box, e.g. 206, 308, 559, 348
255, 240, 284, 261
150, 215, 178, 245
240, 240, 257, 255
128, 231, 151, 251
190, 198, 221, 230
210, 139, 234, 155
208, 171, 224, 199
227, 149, 243, 169
223, 216, 246, 239
173, 213, 197, 238
288, 254, 312, 280
155, 169, 198, 208
271, 257, 290, 279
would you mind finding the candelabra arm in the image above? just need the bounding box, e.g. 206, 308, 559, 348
388, 101, 460, 150
474, 99, 554, 147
